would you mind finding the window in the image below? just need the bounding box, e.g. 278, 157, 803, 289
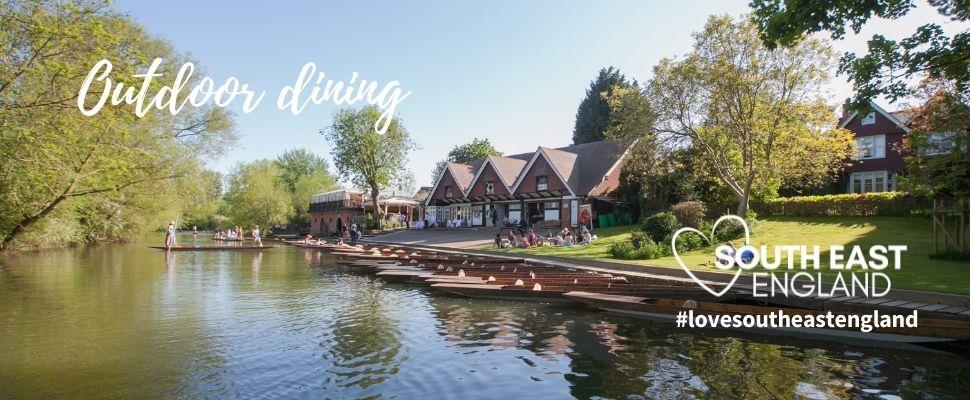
445, 186, 453, 198
543, 201, 559, 221
536, 175, 548, 191
849, 171, 890, 193
861, 112, 876, 125
486, 181, 495, 195
853, 135, 885, 160
923, 131, 957, 156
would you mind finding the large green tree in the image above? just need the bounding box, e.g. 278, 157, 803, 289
223, 160, 292, 229
898, 79, 970, 196
323, 106, 417, 228
750, 0, 969, 108
430, 138, 502, 182
0, 1, 236, 250
647, 15, 854, 215
274, 149, 338, 226
572, 67, 635, 144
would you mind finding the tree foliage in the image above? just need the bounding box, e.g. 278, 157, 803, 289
223, 160, 292, 229
274, 149, 338, 225
750, 0, 969, 109
430, 138, 502, 182
898, 79, 970, 196
572, 67, 635, 144
0, 1, 236, 249
645, 15, 854, 215
323, 106, 417, 227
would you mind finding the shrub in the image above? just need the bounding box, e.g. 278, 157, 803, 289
641, 211, 681, 242
753, 192, 928, 217
608, 241, 637, 259
629, 231, 655, 249
670, 201, 706, 228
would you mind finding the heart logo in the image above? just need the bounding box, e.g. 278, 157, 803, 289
670, 215, 750, 297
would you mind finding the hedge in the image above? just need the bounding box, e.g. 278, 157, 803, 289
710, 192, 930, 217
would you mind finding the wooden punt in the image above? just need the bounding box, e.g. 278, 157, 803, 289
150, 245, 275, 251
431, 283, 718, 303
563, 291, 970, 343
211, 237, 248, 241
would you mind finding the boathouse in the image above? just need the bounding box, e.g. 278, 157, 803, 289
424, 140, 631, 229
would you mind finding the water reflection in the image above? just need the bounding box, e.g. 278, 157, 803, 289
0, 236, 968, 399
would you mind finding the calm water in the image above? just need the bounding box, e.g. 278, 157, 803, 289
1, 235, 969, 399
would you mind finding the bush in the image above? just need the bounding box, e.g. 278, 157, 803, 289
608, 241, 637, 259
641, 211, 681, 242
629, 231, 655, 249
609, 239, 670, 260
670, 201, 706, 228
752, 192, 928, 217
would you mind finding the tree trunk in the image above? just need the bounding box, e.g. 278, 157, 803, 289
0, 194, 70, 250
370, 183, 382, 229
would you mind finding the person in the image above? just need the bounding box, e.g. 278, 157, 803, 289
252, 225, 262, 247
563, 233, 574, 246
527, 229, 537, 246
164, 221, 177, 249
237, 226, 244, 240
489, 205, 498, 228
581, 228, 592, 245
192, 226, 197, 235
506, 229, 516, 244
518, 237, 530, 248
553, 234, 564, 246
304, 234, 314, 244
349, 224, 360, 245
494, 233, 502, 248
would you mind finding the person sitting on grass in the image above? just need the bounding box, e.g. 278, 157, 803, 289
506, 229, 516, 244
553, 234, 564, 246
518, 237, 530, 248
527, 229, 537, 246
494, 233, 502, 248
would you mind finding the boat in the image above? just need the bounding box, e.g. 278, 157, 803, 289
212, 237, 247, 242
563, 291, 970, 343
431, 282, 717, 303
150, 245, 275, 251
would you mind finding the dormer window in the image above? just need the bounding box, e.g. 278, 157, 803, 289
536, 175, 548, 191
486, 181, 495, 195
861, 112, 876, 125
445, 186, 453, 198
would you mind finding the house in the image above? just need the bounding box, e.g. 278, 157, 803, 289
308, 189, 366, 236
424, 140, 632, 229
839, 102, 912, 193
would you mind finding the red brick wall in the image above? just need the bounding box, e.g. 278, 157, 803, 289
515, 155, 567, 194
467, 163, 509, 197
431, 170, 461, 201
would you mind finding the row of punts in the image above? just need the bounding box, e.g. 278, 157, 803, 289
292, 242, 970, 345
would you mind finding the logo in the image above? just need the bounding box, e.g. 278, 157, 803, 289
672, 215, 906, 298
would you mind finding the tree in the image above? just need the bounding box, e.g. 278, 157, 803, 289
898, 79, 970, 196
572, 67, 635, 144
750, 0, 969, 109
323, 106, 417, 228
223, 160, 292, 228
178, 169, 224, 230
274, 149, 338, 225
0, 1, 236, 249
430, 138, 502, 182
647, 15, 854, 215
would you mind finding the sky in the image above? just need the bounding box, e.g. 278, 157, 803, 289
112, 0, 966, 189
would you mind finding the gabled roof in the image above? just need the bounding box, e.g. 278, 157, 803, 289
465, 154, 529, 195
840, 101, 911, 132
507, 140, 626, 196
447, 161, 480, 195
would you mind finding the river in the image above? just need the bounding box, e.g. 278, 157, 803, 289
1, 234, 968, 399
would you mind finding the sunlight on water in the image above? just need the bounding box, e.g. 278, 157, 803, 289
1, 235, 968, 399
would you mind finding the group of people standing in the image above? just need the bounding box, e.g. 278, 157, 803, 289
164, 222, 263, 249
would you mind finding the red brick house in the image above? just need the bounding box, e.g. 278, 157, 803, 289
839, 102, 912, 193
424, 140, 631, 229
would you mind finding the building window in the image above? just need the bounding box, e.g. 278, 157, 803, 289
536, 175, 548, 191
445, 186, 453, 198
861, 112, 876, 125
543, 201, 559, 221
853, 135, 885, 160
849, 171, 890, 193
486, 181, 495, 195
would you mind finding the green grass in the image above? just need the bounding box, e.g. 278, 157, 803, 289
487, 217, 970, 295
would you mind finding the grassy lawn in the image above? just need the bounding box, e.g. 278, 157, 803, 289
486, 216, 970, 295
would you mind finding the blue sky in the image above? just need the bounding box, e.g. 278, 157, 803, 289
113, 0, 961, 188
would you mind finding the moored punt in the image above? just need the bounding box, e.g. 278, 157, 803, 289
211, 237, 248, 242
563, 291, 970, 343
150, 245, 275, 251
430, 282, 718, 303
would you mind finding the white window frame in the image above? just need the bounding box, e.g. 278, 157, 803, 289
445, 186, 453, 198
486, 181, 494, 195
849, 171, 890, 193
861, 112, 876, 125
536, 175, 548, 191
853, 135, 886, 160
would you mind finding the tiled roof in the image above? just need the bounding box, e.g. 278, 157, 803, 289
487, 155, 529, 187
447, 161, 481, 191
